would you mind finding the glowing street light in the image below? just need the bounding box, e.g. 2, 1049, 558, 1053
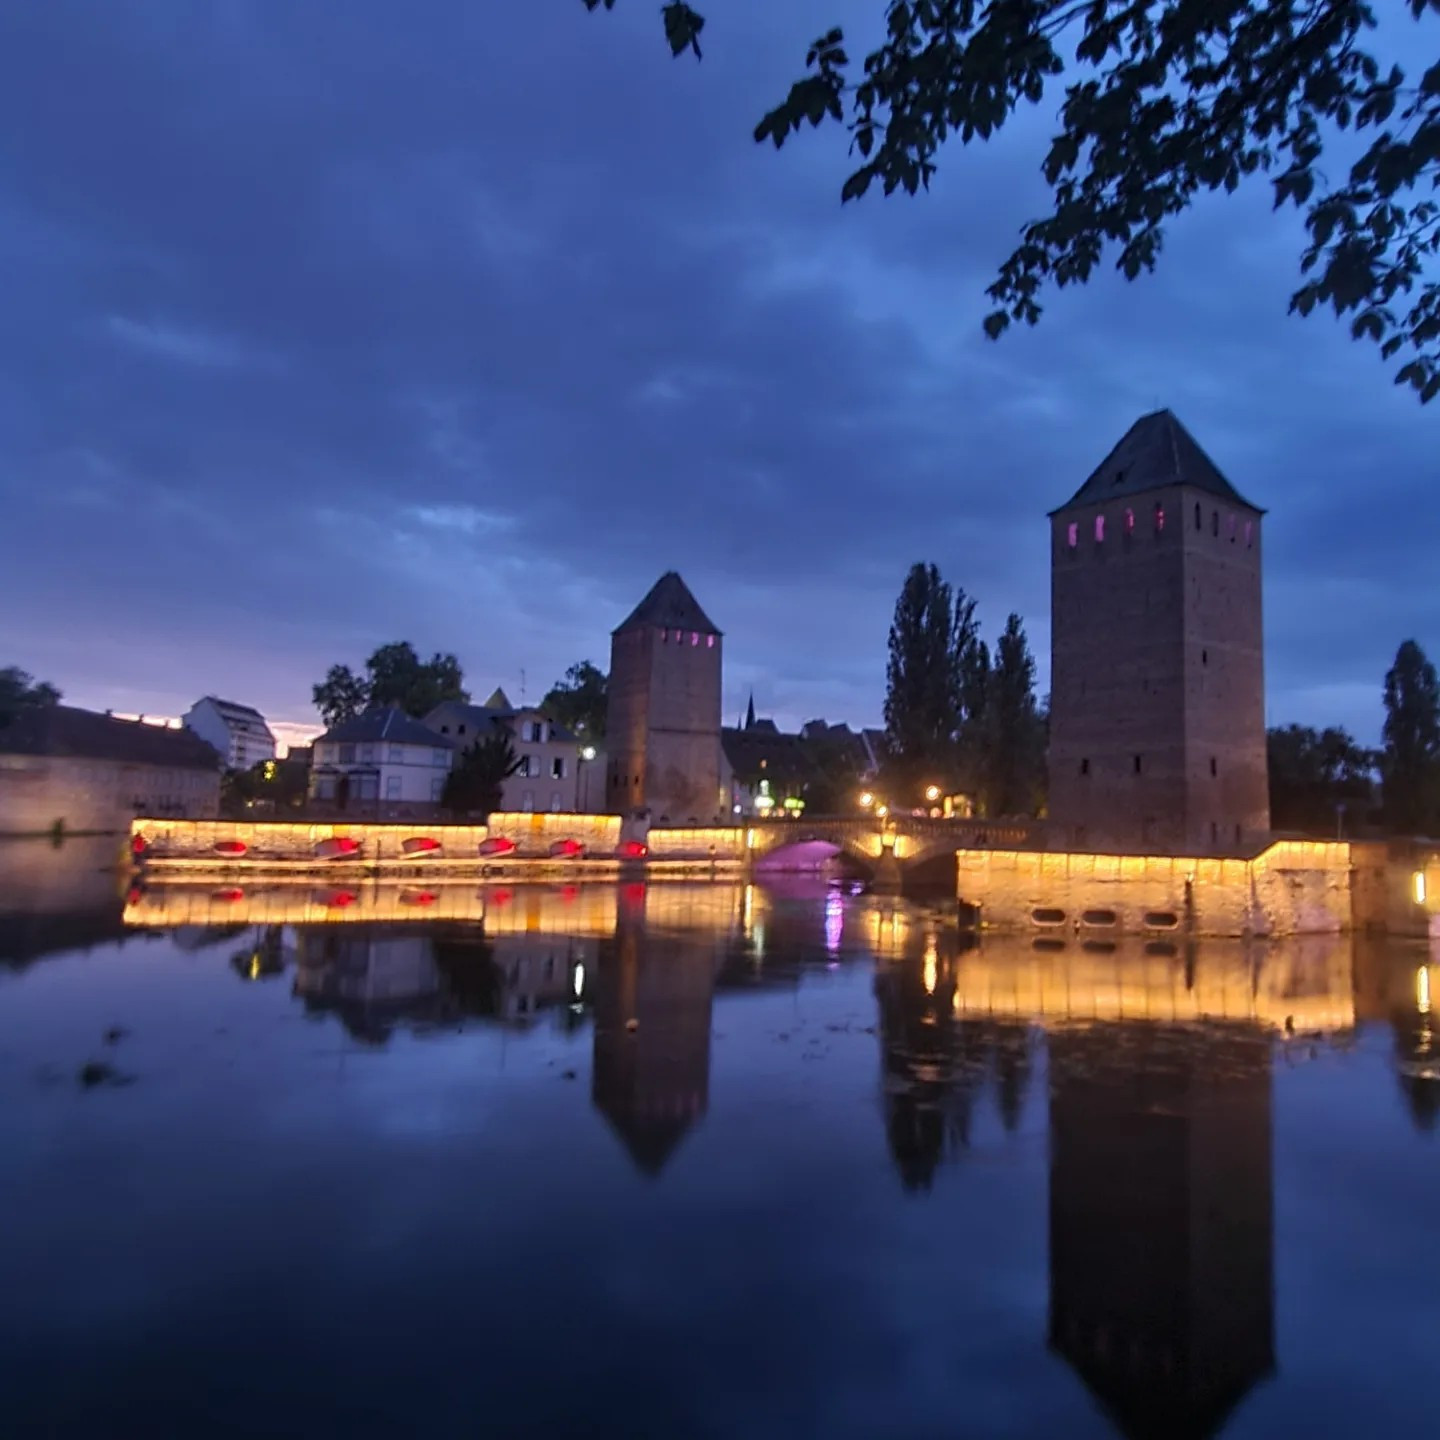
875, 804, 889, 819
858, 791, 875, 809
924, 784, 941, 803
581, 745, 597, 762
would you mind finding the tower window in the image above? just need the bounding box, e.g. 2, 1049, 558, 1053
1245, 519, 1254, 548
1202, 649, 1208, 666
1212, 509, 1219, 536
1194, 502, 1201, 529
691, 632, 699, 646
1080, 758, 1090, 776
1094, 514, 1105, 542
1210, 757, 1218, 777
1133, 754, 1142, 774
1124, 507, 1135, 534
707, 634, 715, 648
661, 629, 669, 643
1066, 522, 1078, 548
1228, 513, 1238, 541
1112, 467, 1126, 486
1154, 502, 1165, 532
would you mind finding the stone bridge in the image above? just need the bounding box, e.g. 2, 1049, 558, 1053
746, 814, 1046, 883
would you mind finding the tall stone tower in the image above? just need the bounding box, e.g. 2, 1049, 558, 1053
605, 571, 724, 822
1049, 410, 1269, 854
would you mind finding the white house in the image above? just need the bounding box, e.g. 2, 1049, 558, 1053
425, 688, 604, 813
183, 696, 277, 771
309, 707, 454, 812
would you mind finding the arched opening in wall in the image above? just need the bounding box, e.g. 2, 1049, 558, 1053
1031, 907, 1066, 926
957, 899, 982, 929
1144, 911, 1180, 928
1082, 908, 1118, 927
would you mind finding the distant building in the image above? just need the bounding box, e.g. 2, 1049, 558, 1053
1048, 410, 1269, 854
424, 688, 604, 813
183, 696, 277, 771
0, 705, 221, 835
309, 707, 453, 812
606, 572, 724, 822
722, 706, 881, 816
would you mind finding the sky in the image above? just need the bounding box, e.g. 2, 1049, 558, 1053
0, 1, 1434, 746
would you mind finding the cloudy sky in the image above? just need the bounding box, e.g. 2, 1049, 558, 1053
0, 2, 1433, 745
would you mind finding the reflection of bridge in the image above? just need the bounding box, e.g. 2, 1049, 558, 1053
748, 814, 1045, 880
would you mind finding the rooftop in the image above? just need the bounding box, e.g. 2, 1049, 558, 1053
0, 705, 223, 769
1052, 410, 1263, 514
197, 696, 269, 723
319, 707, 455, 749
614, 571, 721, 637
426, 699, 578, 745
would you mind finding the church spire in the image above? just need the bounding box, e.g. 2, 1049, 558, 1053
745, 692, 756, 731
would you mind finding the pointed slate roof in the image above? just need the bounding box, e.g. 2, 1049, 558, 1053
1051, 410, 1263, 515
483, 687, 513, 710
614, 571, 721, 636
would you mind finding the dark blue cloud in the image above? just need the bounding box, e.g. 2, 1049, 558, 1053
0, 1, 1431, 741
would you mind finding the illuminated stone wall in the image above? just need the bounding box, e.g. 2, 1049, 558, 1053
956, 840, 1355, 937
2, 753, 218, 836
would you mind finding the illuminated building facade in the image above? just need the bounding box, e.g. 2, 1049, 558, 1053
1049, 410, 1270, 854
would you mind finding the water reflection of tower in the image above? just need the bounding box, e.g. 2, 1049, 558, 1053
591, 900, 720, 1177
1352, 938, 1440, 1133
1048, 1023, 1275, 1440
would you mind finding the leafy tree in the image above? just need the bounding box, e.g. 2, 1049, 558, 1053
982, 614, 1046, 816
542, 661, 609, 740
0, 666, 61, 723
443, 730, 523, 817
221, 756, 311, 816
312, 664, 369, 728
1381, 638, 1440, 832
798, 728, 869, 813
312, 643, 469, 727
1267, 723, 1377, 832
957, 632, 991, 800
883, 562, 976, 797
591, 0, 1440, 403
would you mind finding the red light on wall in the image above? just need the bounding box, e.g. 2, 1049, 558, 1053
479, 836, 517, 857
619, 840, 648, 859
401, 836, 442, 856
400, 888, 437, 906
315, 836, 361, 859
489, 887, 514, 906
324, 889, 358, 908
125, 886, 143, 906
213, 887, 245, 902
559, 884, 580, 901
549, 838, 584, 858
622, 882, 647, 906
213, 840, 248, 857
131, 834, 148, 856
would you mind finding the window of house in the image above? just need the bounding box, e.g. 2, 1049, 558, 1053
388, 744, 403, 762
552, 756, 565, 780
551, 792, 562, 811
1066, 522, 1078, 548
431, 776, 444, 802
439, 725, 449, 734
1080, 758, 1090, 776
360, 743, 375, 762
431, 748, 448, 767
522, 790, 535, 813
458, 724, 466, 735
338, 743, 356, 763
1094, 514, 1105, 542
386, 775, 401, 799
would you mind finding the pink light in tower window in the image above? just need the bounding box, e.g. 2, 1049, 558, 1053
1125, 507, 1135, 533
1067, 522, 1078, 548
1245, 520, 1254, 547
1094, 515, 1105, 542
691, 632, 699, 646
1154, 503, 1165, 532
706, 634, 715, 648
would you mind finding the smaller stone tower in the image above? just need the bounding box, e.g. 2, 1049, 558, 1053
1048, 410, 1269, 854
605, 572, 724, 822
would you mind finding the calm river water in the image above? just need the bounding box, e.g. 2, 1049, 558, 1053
1, 840, 1437, 1439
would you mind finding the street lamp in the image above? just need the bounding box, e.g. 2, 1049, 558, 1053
859, 791, 875, 809
578, 745, 597, 812
924, 784, 941, 803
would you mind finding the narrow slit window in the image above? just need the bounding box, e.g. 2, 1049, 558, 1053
1125, 507, 1135, 534
1154, 502, 1165, 532
1067, 522, 1078, 548
1094, 514, 1105, 542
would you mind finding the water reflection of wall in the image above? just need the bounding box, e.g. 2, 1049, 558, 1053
1048, 1023, 1275, 1440
0, 836, 128, 966
1352, 937, 1440, 1133
590, 904, 723, 1176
